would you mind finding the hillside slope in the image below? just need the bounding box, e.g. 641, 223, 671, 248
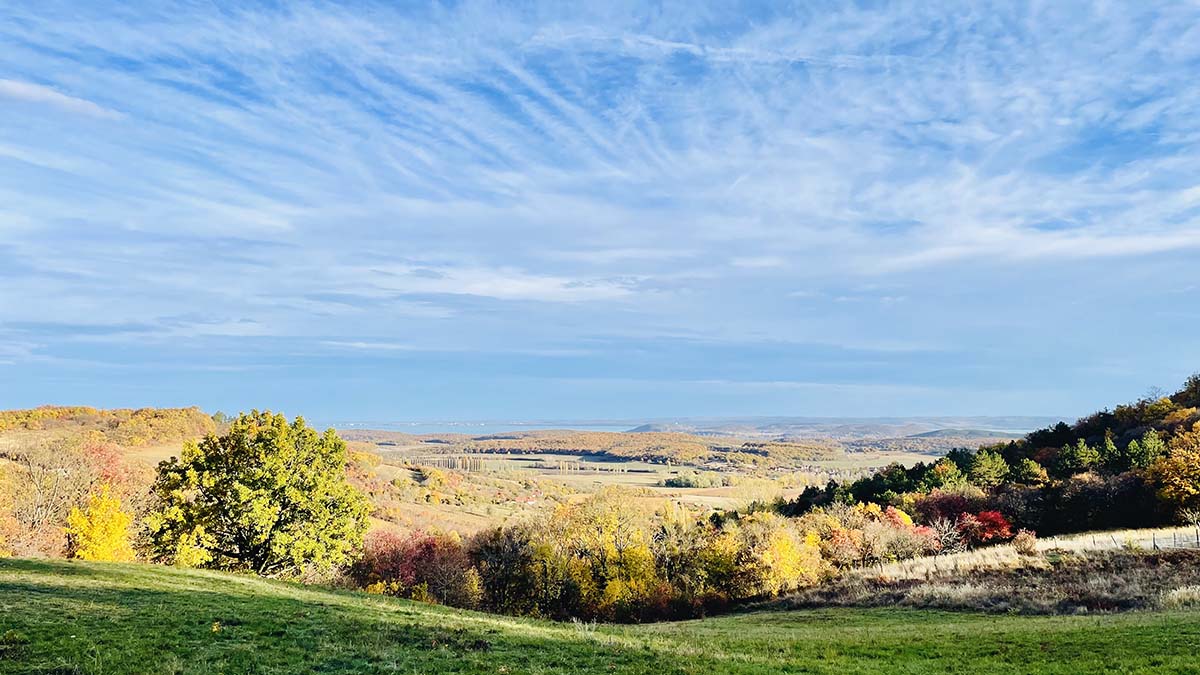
2, 559, 1199, 674
0, 406, 215, 446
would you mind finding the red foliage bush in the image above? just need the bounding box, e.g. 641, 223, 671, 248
957, 510, 1014, 547
350, 530, 479, 607
913, 489, 978, 523
80, 440, 132, 488
351, 530, 410, 585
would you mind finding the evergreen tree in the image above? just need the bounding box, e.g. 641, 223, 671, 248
967, 450, 1010, 488
1099, 431, 1124, 472
1054, 439, 1099, 477
1011, 457, 1049, 486
1128, 430, 1167, 469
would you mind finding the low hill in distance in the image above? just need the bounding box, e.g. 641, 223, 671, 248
0, 405, 216, 447
340, 419, 1046, 472
339, 415, 1063, 440
907, 429, 1026, 440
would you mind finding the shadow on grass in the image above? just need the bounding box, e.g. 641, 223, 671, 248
0, 559, 672, 675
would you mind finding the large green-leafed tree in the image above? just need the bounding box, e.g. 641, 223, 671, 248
147, 411, 369, 577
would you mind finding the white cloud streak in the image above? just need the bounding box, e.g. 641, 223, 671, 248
0, 79, 122, 119
0, 1, 1197, 410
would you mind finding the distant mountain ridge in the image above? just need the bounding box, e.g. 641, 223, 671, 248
906, 428, 1026, 440
334, 415, 1064, 441
622, 416, 1061, 440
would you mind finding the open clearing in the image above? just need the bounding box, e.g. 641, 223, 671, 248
2, 558, 1199, 674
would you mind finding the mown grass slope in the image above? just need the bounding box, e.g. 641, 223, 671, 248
2, 558, 1199, 674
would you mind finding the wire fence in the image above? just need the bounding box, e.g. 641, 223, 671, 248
1150, 529, 1200, 550
876, 526, 1200, 580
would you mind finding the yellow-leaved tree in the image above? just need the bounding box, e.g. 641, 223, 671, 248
1151, 423, 1200, 512
66, 483, 135, 562
735, 512, 827, 598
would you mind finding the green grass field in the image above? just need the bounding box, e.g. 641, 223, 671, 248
2, 558, 1198, 674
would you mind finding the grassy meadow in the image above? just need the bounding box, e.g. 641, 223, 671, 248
3, 557, 1199, 674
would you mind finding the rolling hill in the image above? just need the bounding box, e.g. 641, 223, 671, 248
2, 558, 1199, 674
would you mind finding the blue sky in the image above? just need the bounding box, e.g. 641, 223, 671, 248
1, 1, 1198, 421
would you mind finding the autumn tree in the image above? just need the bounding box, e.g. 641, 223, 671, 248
731, 512, 825, 596
146, 411, 369, 577
546, 487, 660, 619
66, 484, 135, 562
4, 439, 96, 556
0, 464, 17, 557
351, 530, 482, 607
957, 510, 1013, 547
1150, 423, 1200, 513
919, 459, 967, 491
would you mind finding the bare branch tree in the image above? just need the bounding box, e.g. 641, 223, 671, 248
1180, 508, 1200, 547
930, 518, 963, 558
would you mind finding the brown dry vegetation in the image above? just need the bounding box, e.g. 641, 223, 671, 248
776, 548, 1200, 614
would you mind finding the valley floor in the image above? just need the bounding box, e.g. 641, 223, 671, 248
2, 558, 1198, 674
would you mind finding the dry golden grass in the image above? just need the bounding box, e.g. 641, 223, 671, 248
780, 548, 1200, 615
1160, 585, 1200, 609
877, 526, 1199, 581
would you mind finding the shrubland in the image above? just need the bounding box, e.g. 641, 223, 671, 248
349, 493, 941, 621
0, 433, 154, 558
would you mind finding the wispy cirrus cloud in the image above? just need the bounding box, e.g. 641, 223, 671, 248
0, 1, 1198, 417
0, 78, 122, 119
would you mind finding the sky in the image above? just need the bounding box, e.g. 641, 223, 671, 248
1, 1, 1198, 422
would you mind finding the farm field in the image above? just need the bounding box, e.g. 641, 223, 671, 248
340, 431, 954, 534
0, 414, 1051, 539
3, 558, 1199, 675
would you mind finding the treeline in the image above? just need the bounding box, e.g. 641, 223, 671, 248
0, 405, 216, 446
350, 495, 958, 621
782, 375, 1200, 536
658, 469, 728, 488
458, 431, 840, 467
